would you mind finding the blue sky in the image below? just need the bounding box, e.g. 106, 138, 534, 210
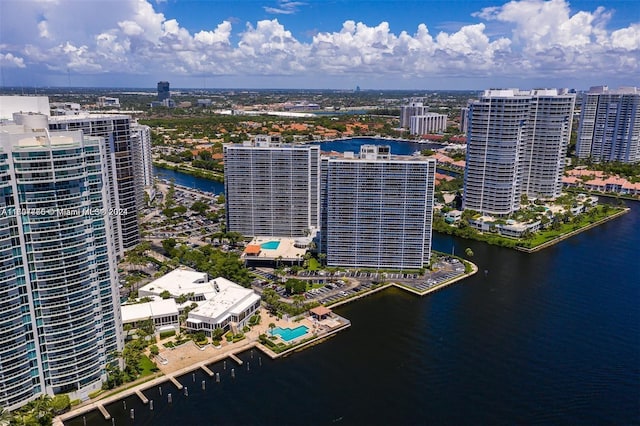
0, 0, 638, 90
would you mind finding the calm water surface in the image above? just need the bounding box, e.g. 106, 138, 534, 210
74, 141, 639, 425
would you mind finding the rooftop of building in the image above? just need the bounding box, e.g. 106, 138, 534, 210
138, 268, 260, 322
138, 268, 209, 298
323, 145, 435, 163
189, 283, 260, 320
121, 298, 179, 323
587, 86, 639, 95
479, 88, 574, 98
48, 112, 131, 121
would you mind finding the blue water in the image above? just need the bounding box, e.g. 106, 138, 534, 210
153, 166, 225, 194
153, 139, 440, 197
318, 137, 438, 155
260, 241, 280, 250
270, 326, 309, 342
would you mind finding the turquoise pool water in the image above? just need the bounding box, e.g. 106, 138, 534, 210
261, 241, 280, 250
271, 326, 308, 342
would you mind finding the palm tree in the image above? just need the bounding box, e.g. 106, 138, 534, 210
268, 323, 276, 335
0, 407, 12, 426
291, 294, 305, 310
31, 394, 52, 424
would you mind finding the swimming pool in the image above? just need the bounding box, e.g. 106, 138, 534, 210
271, 326, 308, 342
260, 241, 280, 250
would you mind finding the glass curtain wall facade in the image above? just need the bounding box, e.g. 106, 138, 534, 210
49, 114, 141, 256
0, 116, 122, 410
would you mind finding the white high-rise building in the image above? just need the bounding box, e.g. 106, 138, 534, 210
131, 121, 153, 208
576, 86, 640, 163
459, 107, 470, 134
463, 89, 575, 216
0, 96, 143, 256
409, 113, 447, 135
322, 145, 436, 269
400, 99, 428, 128
0, 113, 123, 410
224, 137, 320, 237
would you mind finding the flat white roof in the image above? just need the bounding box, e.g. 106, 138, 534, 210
188, 278, 261, 323
121, 298, 178, 323
138, 268, 209, 298
140, 268, 261, 326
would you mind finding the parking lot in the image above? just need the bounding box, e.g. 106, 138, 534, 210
251, 257, 470, 306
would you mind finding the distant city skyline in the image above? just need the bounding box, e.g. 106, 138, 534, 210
0, 0, 639, 90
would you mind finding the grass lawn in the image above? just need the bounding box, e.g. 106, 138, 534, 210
306, 282, 325, 291
307, 258, 320, 271
138, 355, 159, 377
524, 206, 624, 248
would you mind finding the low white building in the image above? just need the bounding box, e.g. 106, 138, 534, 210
138, 268, 210, 301
121, 299, 179, 332
497, 220, 541, 238
137, 268, 261, 336
185, 278, 262, 336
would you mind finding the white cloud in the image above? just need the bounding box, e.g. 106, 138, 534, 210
611, 24, 640, 50
473, 0, 640, 76
0, 52, 26, 68
0, 0, 637, 86
38, 20, 51, 39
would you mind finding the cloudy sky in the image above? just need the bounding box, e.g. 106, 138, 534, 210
0, 0, 638, 90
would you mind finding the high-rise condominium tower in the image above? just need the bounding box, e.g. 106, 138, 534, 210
131, 121, 153, 208
399, 98, 428, 128
463, 89, 575, 216
157, 81, 170, 101
0, 114, 123, 410
49, 113, 141, 255
576, 86, 640, 163
409, 112, 447, 135
322, 145, 436, 269
224, 137, 320, 237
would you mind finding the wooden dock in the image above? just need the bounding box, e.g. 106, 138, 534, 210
229, 353, 243, 365
201, 364, 215, 377
168, 375, 183, 390
97, 404, 111, 420
135, 389, 149, 404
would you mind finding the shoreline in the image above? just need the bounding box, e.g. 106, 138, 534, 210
435, 207, 629, 253
56, 260, 477, 425
515, 207, 630, 253
153, 161, 224, 182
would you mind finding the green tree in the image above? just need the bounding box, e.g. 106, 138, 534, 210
0, 407, 12, 426
50, 394, 71, 415
191, 200, 209, 215
30, 394, 52, 425
285, 278, 307, 294
150, 345, 160, 356
162, 238, 177, 255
